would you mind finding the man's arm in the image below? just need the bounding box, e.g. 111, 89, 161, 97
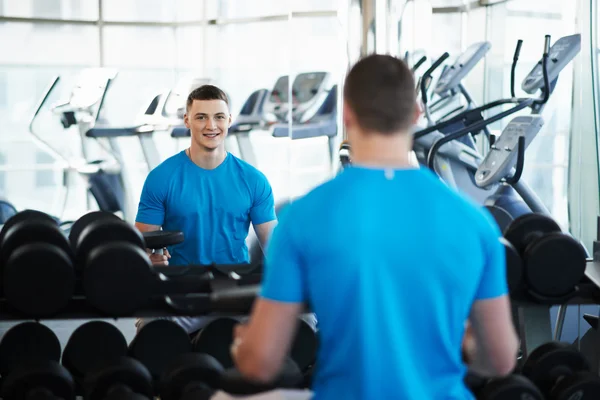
253, 220, 277, 251
232, 210, 306, 382
135, 170, 170, 266
464, 215, 519, 377
232, 299, 303, 382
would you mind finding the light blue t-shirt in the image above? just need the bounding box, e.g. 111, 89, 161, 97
261, 166, 507, 400
136, 151, 276, 266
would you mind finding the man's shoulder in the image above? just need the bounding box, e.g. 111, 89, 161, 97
227, 154, 269, 182
148, 151, 186, 179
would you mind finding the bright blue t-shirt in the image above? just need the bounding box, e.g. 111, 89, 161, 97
261, 166, 507, 400
136, 151, 276, 266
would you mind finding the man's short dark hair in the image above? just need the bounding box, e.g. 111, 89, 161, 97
186, 84, 229, 111
344, 54, 416, 134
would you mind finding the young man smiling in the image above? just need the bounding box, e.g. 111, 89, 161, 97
134, 85, 277, 333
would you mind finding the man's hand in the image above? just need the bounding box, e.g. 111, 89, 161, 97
462, 321, 476, 364
231, 322, 248, 360
146, 248, 171, 266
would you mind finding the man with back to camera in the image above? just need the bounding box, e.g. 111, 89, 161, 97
134, 85, 277, 333
230, 54, 519, 399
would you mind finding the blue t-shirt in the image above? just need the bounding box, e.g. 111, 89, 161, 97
136, 151, 276, 266
261, 166, 507, 400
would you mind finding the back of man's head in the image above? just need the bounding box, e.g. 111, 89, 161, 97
344, 54, 416, 134
186, 84, 229, 112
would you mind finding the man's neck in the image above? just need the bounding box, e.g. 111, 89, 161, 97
187, 144, 227, 170
350, 130, 416, 169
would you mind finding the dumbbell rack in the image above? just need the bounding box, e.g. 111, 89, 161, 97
513, 216, 600, 363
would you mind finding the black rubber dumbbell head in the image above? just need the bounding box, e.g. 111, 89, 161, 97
522, 341, 590, 396
477, 374, 543, 400
62, 321, 129, 391
75, 218, 145, 270
192, 317, 240, 369
504, 213, 561, 254
219, 357, 303, 395
83, 242, 155, 316
0, 219, 75, 316
143, 231, 184, 250
0, 322, 62, 378
129, 319, 192, 382
1, 360, 75, 400
84, 357, 153, 400
500, 237, 524, 293
0, 209, 56, 246
550, 370, 600, 399
68, 211, 121, 249
290, 318, 318, 372
160, 353, 223, 400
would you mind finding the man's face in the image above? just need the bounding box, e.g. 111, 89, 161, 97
184, 99, 231, 151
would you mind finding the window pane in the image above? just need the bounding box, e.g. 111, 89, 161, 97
101, 0, 175, 22
0, 23, 99, 65
291, 0, 340, 12
218, 0, 289, 19
103, 26, 176, 68
1, 0, 99, 20
176, 0, 212, 21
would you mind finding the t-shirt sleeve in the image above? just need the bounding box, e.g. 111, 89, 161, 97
474, 210, 509, 300
260, 209, 306, 303
250, 171, 276, 225
135, 169, 166, 226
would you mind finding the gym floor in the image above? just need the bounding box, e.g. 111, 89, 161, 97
0, 319, 137, 351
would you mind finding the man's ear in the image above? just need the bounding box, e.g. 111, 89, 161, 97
228, 113, 232, 128
183, 113, 190, 129
412, 100, 423, 124
343, 101, 355, 130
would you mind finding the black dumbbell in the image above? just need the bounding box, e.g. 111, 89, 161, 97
70, 211, 184, 316
160, 353, 222, 400
62, 321, 129, 395
129, 319, 192, 385
84, 357, 153, 400
504, 213, 587, 300
522, 341, 600, 399
0, 210, 75, 316
466, 372, 543, 400
0, 322, 62, 380
1, 360, 75, 400
219, 357, 304, 395
192, 317, 239, 369
192, 316, 318, 373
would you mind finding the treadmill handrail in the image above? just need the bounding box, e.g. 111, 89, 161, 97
28, 76, 70, 165
426, 98, 534, 170
414, 97, 531, 140
420, 52, 449, 106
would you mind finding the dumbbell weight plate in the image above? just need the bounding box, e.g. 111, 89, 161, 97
522, 341, 590, 396
75, 219, 145, 271
85, 357, 153, 400
503, 213, 561, 254
525, 232, 587, 298
550, 371, 600, 400
0, 322, 62, 378
4, 243, 75, 317
143, 231, 185, 249
501, 238, 523, 293
219, 357, 303, 395
192, 317, 239, 369
485, 205, 514, 234
160, 353, 223, 400
478, 374, 543, 400
129, 319, 192, 382
68, 211, 120, 249
0, 209, 56, 246
290, 318, 318, 372
1, 360, 75, 400
0, 219, 72, 264
62, 321, 128, 390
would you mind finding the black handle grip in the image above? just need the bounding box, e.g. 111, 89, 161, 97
421, 52, 450, 105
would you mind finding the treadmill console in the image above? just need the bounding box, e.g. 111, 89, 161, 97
433, 41, 491, 95
475, 115, 544, 188
522, 34, 581, 94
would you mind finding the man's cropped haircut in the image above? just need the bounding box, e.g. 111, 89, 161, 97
186, 85, 229, 111
344, 54, 416, 134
